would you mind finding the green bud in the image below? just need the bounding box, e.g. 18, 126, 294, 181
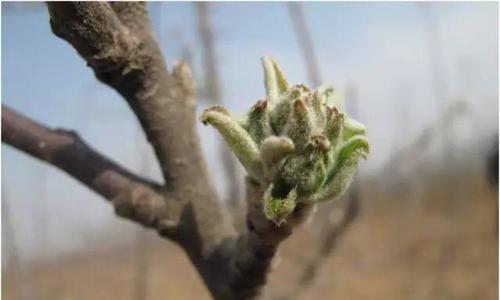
200, 57, 369, 223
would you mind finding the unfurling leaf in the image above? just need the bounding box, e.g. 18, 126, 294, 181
200, 57, 369, 223
263, 185, 297, 226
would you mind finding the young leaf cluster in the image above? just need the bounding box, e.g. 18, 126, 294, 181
201, 57, 369, 225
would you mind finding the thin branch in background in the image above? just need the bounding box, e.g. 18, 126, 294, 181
419, 2, 447, 110
195, 2, 221, 105
133, 132, 154, 300
133, 227, 150, 300
381, 101, 468, 214
33, 163, 49, 259
384, 100, 468, 181
2, 188, 37, 300
181, 45, 194, 68
30, 165, 47, 300
419, 2, 457, 167
419, 3, 461, 214
195, 2, 244, 228
287, 2, 322, 87
2, 190, 19, 272
2, 189, 24, 300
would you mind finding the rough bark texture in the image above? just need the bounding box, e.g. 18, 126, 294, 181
2, 106, 167, 228
2, 3, 313, 300
231, 179, 315, 299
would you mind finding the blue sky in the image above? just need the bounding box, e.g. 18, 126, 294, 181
2, 2, 498, 262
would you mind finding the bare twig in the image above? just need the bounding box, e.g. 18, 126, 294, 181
385, 101, 468, 177
2, 189, 21, 274
2, 189, 31, 300
195, 2, 244, 228
133, 227, 150, 300
196, 2, 221, 105
2, 105, 168, 228
287, 2, 321, 87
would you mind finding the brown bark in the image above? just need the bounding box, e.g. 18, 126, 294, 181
231, 179, 315, 299
2, 105, 167, 228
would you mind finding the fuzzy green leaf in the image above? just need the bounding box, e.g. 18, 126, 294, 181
313, 136, 369, 202
200, 57, 370, 222
200, 106, 262, 178
247, 100, 273, 145
272, 59, 289, 94
262, 56, 280, 105
343, 117, 367, 139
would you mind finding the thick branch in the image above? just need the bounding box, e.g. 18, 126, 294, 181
47, 2, 139, 74
1, 105, 168, 228
46, 3, 237, 299
47, 2, 202, 191
109, 2, 152, 39
228, 179, 315, 299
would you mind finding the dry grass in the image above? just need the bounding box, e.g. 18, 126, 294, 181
3, 170, 497, 300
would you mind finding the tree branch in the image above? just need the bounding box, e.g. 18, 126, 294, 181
2, 105, 168, 228
45, 3, 237, 298
109, 2, 152, 39
287, 3, 321, 88
228, 179, 316, 299
47, 2, 202, 191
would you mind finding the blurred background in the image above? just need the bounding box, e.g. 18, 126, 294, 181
2, 2, 498, 300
